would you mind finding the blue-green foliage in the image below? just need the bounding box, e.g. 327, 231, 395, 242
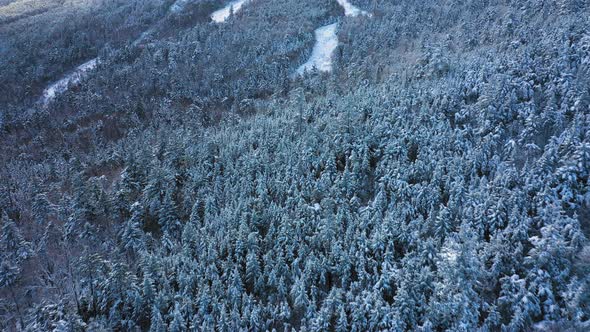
1, 0, 590, 331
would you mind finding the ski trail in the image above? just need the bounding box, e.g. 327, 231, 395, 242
295, 1, 372, 76
40, 0, 191, 106
296, 23, 339, 75
41, 58, 97, 105
211, 0, 249, 23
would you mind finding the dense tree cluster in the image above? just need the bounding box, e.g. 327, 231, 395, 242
1, 0, 590, 330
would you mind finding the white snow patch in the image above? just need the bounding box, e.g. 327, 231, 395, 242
211, 0, 249, 23
336, 0, 370, 17
296, 23, 339, 75
41, 58, 97, 105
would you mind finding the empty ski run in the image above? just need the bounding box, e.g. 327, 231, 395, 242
336, 0, 370, 17
211, 0, 249, 23
41, 58, 97, 105
296, 23, 339, 75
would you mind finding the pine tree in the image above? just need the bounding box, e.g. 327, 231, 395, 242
169, 303, 186, 332
32, 193, 54, 225
291, 276, 309, 309
149, 304, 166, 332
120, 202, 146, 256
159, 191, 182, 236
336, 305, 349, 332
1, 212, 33, 262
434, 205, 453, 240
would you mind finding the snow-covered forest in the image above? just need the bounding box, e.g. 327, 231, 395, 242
1, 0, 590, 331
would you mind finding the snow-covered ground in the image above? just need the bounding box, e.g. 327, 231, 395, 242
40, 0, 366, 104
295, 1, 371, 76
296, 23, 339, 75
41, 58, 97, 105
211, 0, 249, 23
336, 0, 370, 17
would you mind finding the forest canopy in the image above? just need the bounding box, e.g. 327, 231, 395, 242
1, 0, 590, 331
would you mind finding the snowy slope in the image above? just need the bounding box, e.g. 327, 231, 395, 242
41, 58, 97, 105
40, 0, 190, 106
296, 23, 339, 75
211, 0, 249, 23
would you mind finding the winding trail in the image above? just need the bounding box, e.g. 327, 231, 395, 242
40, 0, 370, 103
41, 58, 97, 105
296, 23, 339, 75
210, 0, 249, 23
39, 0, 191, 106
295, 0, 371, 76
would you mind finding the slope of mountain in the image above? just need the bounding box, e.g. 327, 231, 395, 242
1, 0, 590, 331
296, 23, 339, 75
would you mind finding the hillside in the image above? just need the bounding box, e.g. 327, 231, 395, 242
1, 0, 590, 331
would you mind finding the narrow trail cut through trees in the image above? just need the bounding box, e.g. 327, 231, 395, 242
211, 0, 250, 23
295, 0, 371, 76
39, 0, 197, 107
40, 0, 368, 105
41, 58, 98, 106
296, 23, 339, 75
